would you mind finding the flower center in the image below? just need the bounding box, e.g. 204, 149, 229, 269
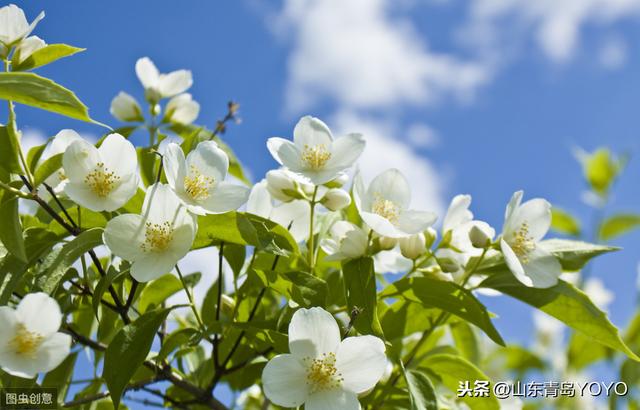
510, 222, 536, 263
184, 165, 215, 201
372, 195, 400, 224
141, 221, 174, 252
304, 352, 343, 393
84, 162, 119, 197
301, 144, 331, 170
10, 323, 43, 357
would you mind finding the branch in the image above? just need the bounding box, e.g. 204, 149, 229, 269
63, 376, 162, 407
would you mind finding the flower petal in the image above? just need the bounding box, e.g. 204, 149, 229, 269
135, 57, 159, 89
289, 307, 341, 359
142, 183, 192, 227
201, 182, 249, 214
0, 306, 17, 347
246, 181, 273, 218
293, 116, 333, 150
163, 143, 187, 191
131, 253, 178, 283
186, 141, 228, 183
271, 200, 311, 243
62, 139, 99, 183
158, 70, 193, 98
267, 137, 303, 171
306, 389, 360, 410
326, 133, 365, 170
48, 129, 83, 157
16, 293, 61, 337
511, 198, 552, 242
360, 211, 402, 238
500, 239, 531, 287
166, 223, 196, 262
502, 190, 523, 234
366, 169, 411, 210
261, 354, 308, 407
103, 214, 146, 261
32, 332, 72, 373
99, 133, 138, 177
336, 335, 386, 394
443, 194, 473, 233
396, 210, 437, 235
522, 246, 562, 288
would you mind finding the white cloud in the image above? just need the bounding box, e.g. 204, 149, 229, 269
275, 0, 491, 112
332, 111, 445, 216
598, 35, 628, 69
406, 122, 439, 148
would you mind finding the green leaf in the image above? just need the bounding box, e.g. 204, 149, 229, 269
12, 44, 85, 71
33, 153, 63, 188
139, 273, 200, 313
254, 269, 328, 307
423, 354, 499, 410
404, 368, 438, 410
0, 125, 22, 174
35, 228, 104, 293
26, 141, 48, 174
551, 208, 581, 236
480, 272, 639, 361
450, 321, 479, 364
0, 72, 98, 123
342, 257, 383, 337
567, 331, 610, 369
93, 265, 128, 318
156, 328, 200, 364
598, 214, 640, 241
581, 148, 620, 195
103, 308, 172, 409
0, 197, 27, 262
381, 276, 504, 346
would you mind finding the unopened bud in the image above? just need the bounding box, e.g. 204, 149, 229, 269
110, 92, 144, 122
324, 172, 349, 188
424, 227, 437, 248
469, 225, 491, 248
266, 169, 300, 202
399, 233, 427, 260
220, 294, 236, 318
378, 236, 397, 251
438, 257, 461, 273
322, 189, 351, 211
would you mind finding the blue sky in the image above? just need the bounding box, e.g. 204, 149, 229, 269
5, 0, 640, 404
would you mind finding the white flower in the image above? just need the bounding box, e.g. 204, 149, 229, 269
0, 4, 44, 47
266, 168, 315, 202
247, 180, 310, 243
267, 116, 365, 185
0, 293, 71, 379
163, 141, 249, 215
320, 221, 369, 261
399, 232, 426, 260
321, 188, 351, 211
110, 92, 144, 122
442, 194, 495, 256
583, 278, 614, 310
262, 307, 386, 410
135, 57, 192, 102
164, 93, 200, 125
354, 168, 436, 238
103, 183, 197, 282
40, 129, 84, 193
12, 35, 45, 64
500, 191, 562, 288
63, 133, 139, 212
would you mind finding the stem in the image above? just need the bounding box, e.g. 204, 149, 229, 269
0, 180, 31, 198
212, 242, 225, 369
4, 60, 33, 186
308, 186, 319, 274
176, 264, 206, 332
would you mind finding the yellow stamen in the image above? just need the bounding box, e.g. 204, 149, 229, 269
372, 195, 400, 224
84, 162, 119, 197
184, 165, 215, 201
301, 144, 331, 170
304, 352, 343, 393
10, 323, 43, 357
141, 221, 174, 252
510, 222, 536, 263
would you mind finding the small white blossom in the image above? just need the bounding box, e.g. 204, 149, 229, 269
399, 232, 426, 260
63, 133, 139, 212
135, 57, 192, 102
267, 116, 365, 185
500, 191, 562, 288
163, 141, 249, 215
320, 221, 368, 261
0, 4, 44, 47
164, 93, 200, 125
103, 184, 197, 282
321, 188, 351, 211
262, 307, 386, 410
0, 293, 71, 379
12, 35, 45, 64
354, 168, 436, 238
110, 92, 144, 122
40, 129, 84, 193
266, 168, 314, 202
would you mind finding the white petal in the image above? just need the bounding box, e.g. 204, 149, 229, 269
32, 332, 71, 373
48, 129, 83, 157
511, 198, 552, 242
186, 141, 229, 183
158, 70, 193, 98
166, 223, 196, 262
64, 182, 107, 212
271, 200, 311, 243
443, 194, 473, 233
306, 389, 360, 410
103, 214, 146, 261
62, 139, 99, 183
293, 116, 333, 149
521, 247, 562, 288
16, 293, 61, 337
201, 183, 249, 214
320, 238, 341, 257
163, 143, 186, 191
302, 168, 345, 186
166, 93, 199, 124
500, 239, 531, 287
336, 336, 386, 394
14, 35, 45, 64
352, 172, 367, 212
360, 211, 402, 238
110, 92, 142, 122
98, 133, 138, 177
0, 307, 17, 346
142, 184, 192, 227
502, 190, 523, 234
396, 210, 437, 235
0, 5, 42, 45
267, 137, 303, 172
326, 133, 365, 171
262, 354, 308, 407
131, 253, 178, 283
366, 169, 411, 210
135, 57, 159, 89
246, 181, 273, 218
289, 307, 341, 359
22, 10, 44, 43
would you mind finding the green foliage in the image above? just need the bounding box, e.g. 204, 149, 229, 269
12, 44, 85, 71
404, 367, 438, 410
342, 257, 383, 337
0, 125, 23, 174
550, 208, 581, 236
0, 197, 27, 261
581, 148, 622, 195
32, 153, 63, 188
598, 213, 640, 241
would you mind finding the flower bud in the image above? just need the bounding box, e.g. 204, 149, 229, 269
12, 36, 45, 65
438, 256, 461, 273
399, 233, 426, 260
469, 224, 491, 248
220, 294, 236, 318
424, 227, 437, 248
324, 172, 349, 188
266, 169, 299, 202
322, 188, 351, 211
164, 93, 200, 125
378, 236, 397, 251
110, 92, 144, 122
